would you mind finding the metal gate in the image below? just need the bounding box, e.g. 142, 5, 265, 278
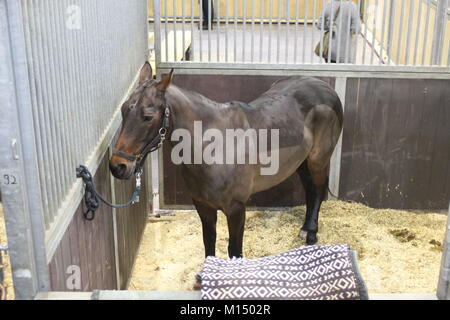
150, 0, 450, 209
150, 0, 450, 298
0, 0, 149, 299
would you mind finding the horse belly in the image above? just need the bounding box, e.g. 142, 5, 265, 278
251, 143, 311, 194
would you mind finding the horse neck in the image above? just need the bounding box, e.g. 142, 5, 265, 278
165, 85, 221, 130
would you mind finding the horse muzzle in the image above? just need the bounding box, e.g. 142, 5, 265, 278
109, 157, 135, 180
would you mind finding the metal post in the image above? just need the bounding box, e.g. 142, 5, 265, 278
108, 147, 121, 290
431, 0, 448, 65
328, 77, 347, 199
154, 0, 162, 68
437, 202, 450, 300
386, 0, 395, 65
0, 0, 50, 299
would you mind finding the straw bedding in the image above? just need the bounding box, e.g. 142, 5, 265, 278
129, 200, 447, 294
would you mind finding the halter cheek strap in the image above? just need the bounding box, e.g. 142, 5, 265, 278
113, 106, 170, 173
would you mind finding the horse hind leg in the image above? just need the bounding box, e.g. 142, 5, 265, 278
298, 157, 329, 245
297, 105, 341, 245
297, 161, 317, 240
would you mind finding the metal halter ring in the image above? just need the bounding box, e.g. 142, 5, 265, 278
159, 127, 167, 137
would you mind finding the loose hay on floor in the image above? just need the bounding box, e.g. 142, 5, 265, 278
129, 200, 447, 294
0, 204, 15, 300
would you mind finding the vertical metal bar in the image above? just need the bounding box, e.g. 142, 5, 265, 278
226, 0, 229, 62
260, 0, 264, 62
362, 0, 369, 64
242, 0, 247, 61
251, 0, 255, 62
217, 0, 221, 62
431, 0, 448, 65
336, 0, 344, 63
344, 0, 353, 63
311, 0, 317, 63
448, 45, 450, 67
276, 0, 281, 63
173, 0, 178, 62
303, 0, 308, 63
108, 147, 121, 290
207, 0, 211, 61
164, 0, 169, 62
404, 0, 415, 65
328, 77, 347, 200
353, 0, 362, 64
370, 0, 378, 65
319, 0, 326, 64
413, 0, 423, 66
199, 0, 204, 62
328, 0, 335, 63
378, 0, 388, 64
182, 0, 186, 60
386, 0, 395, 65
268, 0, 273, 62
422, 0, 431, 66
190, 0, 194, 61
396, 0, 406, 64
437, 203, 450, 300
0, 0, 50, 299
234, 0, 237, 62
294, 0, 299, 63
284, 0, 290, 63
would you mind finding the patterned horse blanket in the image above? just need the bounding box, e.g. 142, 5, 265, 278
200, 244, 369, 300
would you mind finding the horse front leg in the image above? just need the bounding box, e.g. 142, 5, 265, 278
224, 200, 246, 258
193, 199, 218, 257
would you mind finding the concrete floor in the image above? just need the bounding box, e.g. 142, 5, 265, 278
35, 291, 438, 300
157, 22, 385, 65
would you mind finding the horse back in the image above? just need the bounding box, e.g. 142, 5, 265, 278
249, 76, 343, 128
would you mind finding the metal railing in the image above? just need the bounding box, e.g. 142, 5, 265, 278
0, 0, 148, 299
152, 0, 450, 68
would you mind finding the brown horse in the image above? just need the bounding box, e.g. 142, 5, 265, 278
110, 62, 343, 258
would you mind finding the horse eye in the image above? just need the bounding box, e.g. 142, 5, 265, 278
144, 115, 153, 121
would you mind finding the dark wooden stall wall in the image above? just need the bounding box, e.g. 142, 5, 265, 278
114, 166, 149, 289
163, 74, 336, 207
49, 154, 116, 291
48, 151, 150, 291
340, 78, 450, 210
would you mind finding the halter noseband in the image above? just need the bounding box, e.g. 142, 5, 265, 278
112, 80, 171, 173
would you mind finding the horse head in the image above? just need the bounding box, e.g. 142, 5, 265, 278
109, 62, 173, 179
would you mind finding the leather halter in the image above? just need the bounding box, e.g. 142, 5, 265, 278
112, 80, 171, 173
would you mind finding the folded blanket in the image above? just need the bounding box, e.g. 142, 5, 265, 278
200, 244, 368, 300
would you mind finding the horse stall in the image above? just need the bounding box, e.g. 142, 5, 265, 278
0, 0, 449, 301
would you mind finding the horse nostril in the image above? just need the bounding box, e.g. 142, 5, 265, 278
110, 162, 128, 177
117, 163, 127, 174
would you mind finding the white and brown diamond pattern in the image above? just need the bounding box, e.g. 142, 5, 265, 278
200, 244, 367, 300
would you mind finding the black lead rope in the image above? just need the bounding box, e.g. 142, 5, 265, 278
76, 165, 142, 220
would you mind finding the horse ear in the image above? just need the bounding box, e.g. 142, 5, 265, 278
139, 62, 153, 86
157, 69, 174, 92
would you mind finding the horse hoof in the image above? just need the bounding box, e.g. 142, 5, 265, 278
193, 280, 202, 291
299, 230, 308, 239
193, 272, 202, 290
306, 233, 319, 245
